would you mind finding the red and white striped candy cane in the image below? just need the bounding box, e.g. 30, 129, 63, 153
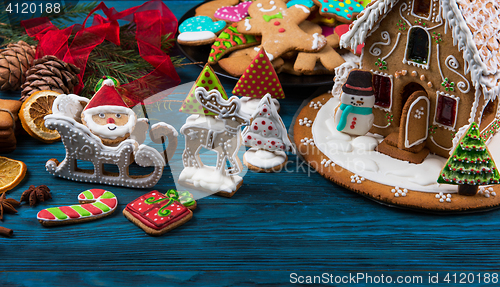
37, 189, 117, 226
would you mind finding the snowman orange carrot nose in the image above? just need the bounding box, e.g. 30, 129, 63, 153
107, 118, 115, 124
356, 100, 364, 104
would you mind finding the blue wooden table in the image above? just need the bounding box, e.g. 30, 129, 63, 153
1, 1, 500, 286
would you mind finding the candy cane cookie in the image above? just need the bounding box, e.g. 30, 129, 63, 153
37, 189, 118, 226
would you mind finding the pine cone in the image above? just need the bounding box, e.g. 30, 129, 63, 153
20, 55, 81, 101
0, 41, 36, 91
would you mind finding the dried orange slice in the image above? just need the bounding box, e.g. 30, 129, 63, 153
19, 90, 61, 143
0, 156, 27, 194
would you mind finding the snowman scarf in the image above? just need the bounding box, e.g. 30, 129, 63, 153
337, 104, 373, 131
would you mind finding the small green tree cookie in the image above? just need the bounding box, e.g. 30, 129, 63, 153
438, 122, 500, 195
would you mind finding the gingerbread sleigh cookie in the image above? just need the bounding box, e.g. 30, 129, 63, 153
45, 79, 178, 188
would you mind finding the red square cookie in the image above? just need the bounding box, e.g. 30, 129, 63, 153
123, 191, 193, 236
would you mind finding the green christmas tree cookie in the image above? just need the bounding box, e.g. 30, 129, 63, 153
438, 122, 500, 195
232, 48, 285, 99
179, 64, 228, 115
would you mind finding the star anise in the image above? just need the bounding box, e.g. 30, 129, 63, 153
20, 185, 52, 207
0, 193, 20, 221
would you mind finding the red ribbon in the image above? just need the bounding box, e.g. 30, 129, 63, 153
21, 0, 180, 106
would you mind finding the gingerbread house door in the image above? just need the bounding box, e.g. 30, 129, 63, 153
398, 90, 430, 150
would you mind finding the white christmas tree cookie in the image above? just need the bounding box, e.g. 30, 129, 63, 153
242, 94, 295, 172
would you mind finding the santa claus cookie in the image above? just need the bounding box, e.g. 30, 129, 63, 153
236, 0, 327, 60
81, 79, 137, 146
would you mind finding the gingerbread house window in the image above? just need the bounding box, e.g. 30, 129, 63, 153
406, 28, 430, 67
434, 92, 459, 130
412, 0, 432, 19
372, 73, 392, 110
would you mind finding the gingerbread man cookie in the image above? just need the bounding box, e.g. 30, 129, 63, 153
294, 33, 345, 75
237, 0, 326, 60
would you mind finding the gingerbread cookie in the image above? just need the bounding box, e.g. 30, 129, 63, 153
37, 189, 117, 226
214, 1, 253, 22
218, 46, 284, 77
178, 16, 227, 46
294, 33, 345, 74
208, 23, 260, 64
237, 0, 327, 60
123, 191, 193, 236
312, 0, 364, 23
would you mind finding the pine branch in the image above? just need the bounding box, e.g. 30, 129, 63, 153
41, 2, 99, 28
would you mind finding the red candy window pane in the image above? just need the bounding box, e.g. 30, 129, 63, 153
412, 0, 431, 18
373, 74, 392, 108
435, 95, 457, 127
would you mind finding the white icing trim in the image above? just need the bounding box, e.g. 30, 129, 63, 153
411, 0, 432, 21
294, 4, 309, 13
312, 33, 319, 50
178, 31, 216, 42
432, 91, 459, 131
382, 32, 401, 62
436, 44, 445, 82
429, 135, 452, 151
370, 70, 393, 112
403, 27, 431, 70
332, 62, 359, 99
259, 5, 276, 12
244, 19, 251, 31
404, 95, 430, 148
254, 47, 274, 61
445, 55, 470, 93
368, 31, 390, 57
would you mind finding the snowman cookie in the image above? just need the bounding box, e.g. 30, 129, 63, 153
236, 0, 327, 60
333, 70, 375, 136
178, 16, 227, 46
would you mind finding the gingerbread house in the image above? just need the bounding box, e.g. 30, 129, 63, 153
339, 0, 500, 162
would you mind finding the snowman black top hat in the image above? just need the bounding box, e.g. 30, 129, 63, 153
342, 70, 374, 96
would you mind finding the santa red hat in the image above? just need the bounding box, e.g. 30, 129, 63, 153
84, 79, 129, 112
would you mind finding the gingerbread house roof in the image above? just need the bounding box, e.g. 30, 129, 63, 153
340, 0, 500, 101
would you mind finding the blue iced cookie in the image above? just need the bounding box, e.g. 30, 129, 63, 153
178, 16, 227, 46
286, 0, 315, 8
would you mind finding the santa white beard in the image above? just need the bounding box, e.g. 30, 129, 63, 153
82, 106, 137, 139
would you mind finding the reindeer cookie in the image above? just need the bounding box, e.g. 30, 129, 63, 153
179, 87, 249, 198
236, 0, 327, 60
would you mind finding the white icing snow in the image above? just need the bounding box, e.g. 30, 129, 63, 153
182, 114, 226, 132
244, 148, 287, 169
178, 31, 216, 42
239, 97, 281, 119
151, 122, 179, 137
179, 166, 242, 193
312, 97, 458, 193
